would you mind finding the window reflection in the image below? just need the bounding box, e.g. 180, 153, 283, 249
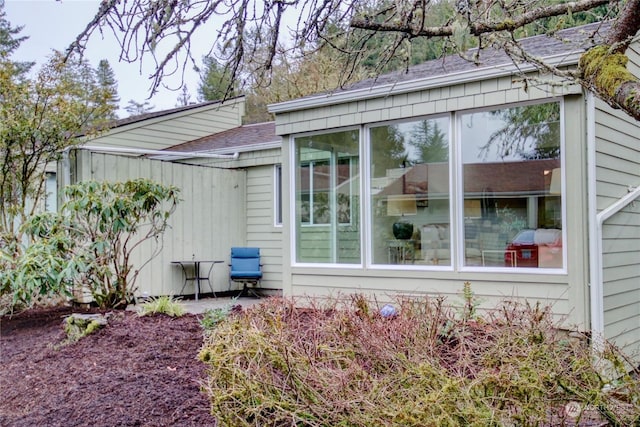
294, 130, 360, 264
461, 103, 563, 268
370, 117, 450, 265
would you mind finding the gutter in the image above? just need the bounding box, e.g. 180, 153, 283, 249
79, 145, 240, 160
587, 92, 640, 351
60, 145, 240, 197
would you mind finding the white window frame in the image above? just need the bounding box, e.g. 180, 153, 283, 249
289, 100, 566, 275
455, 98, 567, 273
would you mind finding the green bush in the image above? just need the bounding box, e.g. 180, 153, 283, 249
138, 295, 185, 317
199, 294, 640, 426
16, 179, 180, 309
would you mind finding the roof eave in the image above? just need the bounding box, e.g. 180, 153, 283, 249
151, 140, 282, 161
268, 51, 583, 114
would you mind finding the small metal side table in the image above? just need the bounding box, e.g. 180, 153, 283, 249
387, 239, 415, 264
171, 260, 224, 300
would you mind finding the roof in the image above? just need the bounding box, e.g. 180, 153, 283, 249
269, 21, 611, 114
166, 121, 279, 154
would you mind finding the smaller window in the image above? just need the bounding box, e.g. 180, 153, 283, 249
274, 164, 282, 226
45, 172, 57, 212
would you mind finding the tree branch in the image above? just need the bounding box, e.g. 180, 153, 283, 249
350, 0, 611, 37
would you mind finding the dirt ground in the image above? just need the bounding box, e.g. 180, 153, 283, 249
0, 305, 216, 427
0, 303, 626, 427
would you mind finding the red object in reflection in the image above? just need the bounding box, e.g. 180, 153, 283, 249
505, 229, 562, 268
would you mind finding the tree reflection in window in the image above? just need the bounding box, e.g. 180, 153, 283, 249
300, 158, 352, 225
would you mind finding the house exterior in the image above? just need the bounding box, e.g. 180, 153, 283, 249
63, 22, 639, 359
268, 23, 640, 357
65, 97, 284, 298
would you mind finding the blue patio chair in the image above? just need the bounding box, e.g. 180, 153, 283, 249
229, 247, 263, 298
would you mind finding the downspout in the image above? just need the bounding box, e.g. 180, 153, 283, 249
80, 145, 240, 160
587, 92, 602, 350
587, 92, 640, 352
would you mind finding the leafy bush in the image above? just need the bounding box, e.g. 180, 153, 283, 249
0, 236, 77, 311
138, 295, 185, 317
17, 179, 180, 309
199, 294, 640, 426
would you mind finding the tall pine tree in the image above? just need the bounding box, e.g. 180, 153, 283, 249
95, 59, 120, 120
197, 55, 236, 101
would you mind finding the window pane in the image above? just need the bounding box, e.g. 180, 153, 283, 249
461, 103, 562, 268
370, 117, 450, 265
294, 130, 360, 264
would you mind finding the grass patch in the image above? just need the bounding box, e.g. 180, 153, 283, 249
199, 293, 640, 426
137, 295, 185, 317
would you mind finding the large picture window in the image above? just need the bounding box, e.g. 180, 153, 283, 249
460, 102, 562, 268
294, 130, 360, 264
291, 101, 563, 270
370, 117, 450, 265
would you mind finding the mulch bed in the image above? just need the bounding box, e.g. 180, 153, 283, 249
0, 305, 216, 426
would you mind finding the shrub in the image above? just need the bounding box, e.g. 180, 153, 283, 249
138, 295, 185, 317
19, 179, 180, 309
199, 294, 640, 426
199, 297, 241, 334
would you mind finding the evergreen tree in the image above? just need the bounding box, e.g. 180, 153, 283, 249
176, 84, 192, 106
0, 0, 33, 76
95, 59, 120, 120
125, 99, 155, 116
197, 56, 235, 101
411, 120, 449, 164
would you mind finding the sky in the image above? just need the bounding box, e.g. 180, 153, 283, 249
5, 0, 217, 117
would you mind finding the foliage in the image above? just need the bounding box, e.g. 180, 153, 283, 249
175, 84, 193, 107
0, 234, 77, 309
0, 6, 122, 260
0, 45, 119, 253
95, 59, 120, 120
138, 295, 185, 317
22, 179, 180, 309
485, 102, 561, 160
410, 119, 449, 164
199, 294, 640, 426
197, 55, 236, 102
0, 0, 33, 75
66, 0, 640, 122
124, 99, 154, 116
62, 313, 109, 345
0, 36, 119, 312
199, 298, 240, 334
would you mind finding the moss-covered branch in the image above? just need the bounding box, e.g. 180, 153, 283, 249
579, 16, 640, 122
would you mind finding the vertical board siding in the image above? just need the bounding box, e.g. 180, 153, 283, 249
86, 153, 246, 297
245, 165, 283, 290
595, 95, 640, 358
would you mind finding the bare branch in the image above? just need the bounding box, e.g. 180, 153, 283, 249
351, 0, 612, 37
